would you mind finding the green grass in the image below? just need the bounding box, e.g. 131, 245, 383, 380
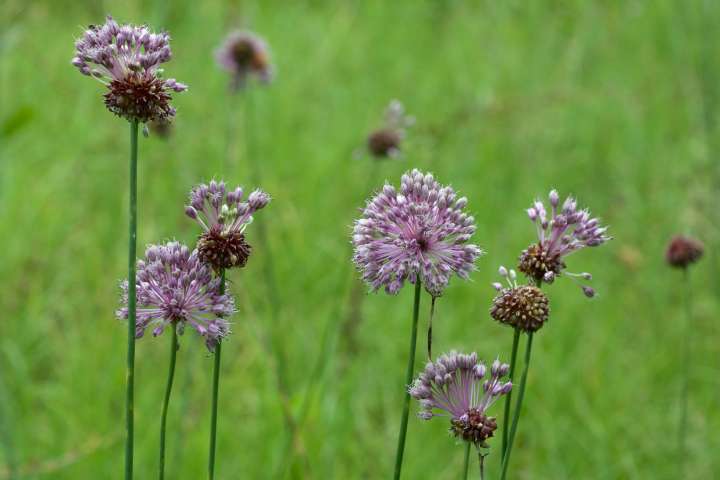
2, 0, 720, 478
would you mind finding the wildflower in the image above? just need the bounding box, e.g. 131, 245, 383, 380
186, 180, 270, 271
409, 352, 512, 447
518, 189, 610, 294
366, 100, 414, 158
72, 15, 188, 123
352, 169, 482, 296
215, 30, 272, 91
490, 266, 550, 333
666, 235, 704, 269
116, 242, 234, 351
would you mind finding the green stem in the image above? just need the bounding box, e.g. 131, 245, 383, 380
678, 267, 692, 474
462, 443, 471, 479
208, 270, 225, 480
501, 328, 521, 458
478, 450, 485, 480
427, 296, 437, 360
393, 280, 423, 480
125, 119, 139, 480
159, 324, 178, 480
500, 332, 534, 480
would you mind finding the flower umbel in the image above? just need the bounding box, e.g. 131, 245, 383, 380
186, 180, 270, 271
352, 169, 482, 296
409, 352, 512, 447
666, 235, 704, 269
72, 15, 187, 123
519, 189, 610, 294
215, 30, 273, 91
116, 242, 234, 351
366, 100, 415, 159
491, 266, 550, 332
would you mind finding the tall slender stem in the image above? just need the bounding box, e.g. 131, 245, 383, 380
208, 270, 225, 480
678, 267, 692, 474
462, 442, 471, 479
500, 332, 534, 480
477, 450, 486, 480
125, 119, 139, 480
427, 296, 437, 360
393, 280, 423, 480
159, 324, 178, 480
501, 328, 521, 458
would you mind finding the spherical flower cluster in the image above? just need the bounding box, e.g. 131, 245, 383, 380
352, 169, 482, 297
519, 189, 610, 294
491, 266, 550, 332
409, 352, 512, 447
72, 15, 188, 123
366, 100, 415, 159
185, 180, 271, 271
215, 30, 273, 91
665, 235, 704, 269
116, 242, 234, 351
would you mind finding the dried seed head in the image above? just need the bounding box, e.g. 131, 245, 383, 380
450, 409, 498, 447
367, 128, 402, 158
215, 30, 273, 91
518, 243, 565, 284
490, 285, 550, 333
666, 235, 704, 269
197, 228, 252, 271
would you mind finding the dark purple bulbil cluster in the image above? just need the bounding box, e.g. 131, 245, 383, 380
366, 100, 415, 159
352, 169, 482, 297
116, 242, 235, 351
185, 180, 271, 271
409, 352, 512, 447
215, 30, 273, 91
519, 189, 611, 295
72, 15, 187, 123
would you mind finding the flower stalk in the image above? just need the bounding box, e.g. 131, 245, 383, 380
501, 328, 520, 458
125, 119, 139, 480
500, 332, 534, 480
158, 324, 178, 480
393, 280, 422, 480
208, 270, 225, 480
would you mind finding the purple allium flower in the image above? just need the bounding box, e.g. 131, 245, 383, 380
186, 180, 271, 271
116, 242, 234, 351
666, 235, 704, 269
518, 189, 611, 293
409, 352, 512, 447
72, 15, 188, 123
366, 100, 415, 159
215, 30, 273, 91
490, 266, 550, 333
352, 169, 482, 297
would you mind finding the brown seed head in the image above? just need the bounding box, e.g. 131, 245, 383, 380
450, 409, 498, 447
518, 242, 565, 283
666, 235, 704, 269
490, 285, 550, 333
104, 74, 174, 123
197, 228, 251, 271
367, 128, 402, 158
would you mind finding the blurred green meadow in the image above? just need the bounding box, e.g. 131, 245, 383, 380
2, 0, 720, 478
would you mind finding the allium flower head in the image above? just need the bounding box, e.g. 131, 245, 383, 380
116, 242, 234, 351
409, 351, 512, 447
666, 235, 704, 269
366, 100, 415, 159
352, 169, 482, 297
72, 15, 188, 123
215, 30, 273, 91
491, 266, 550, 332
186, 180, 271, 271
519, 189, 610, 294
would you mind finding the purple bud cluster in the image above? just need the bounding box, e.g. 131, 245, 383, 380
116, 242, 235, 351
352, 169, 482, 296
